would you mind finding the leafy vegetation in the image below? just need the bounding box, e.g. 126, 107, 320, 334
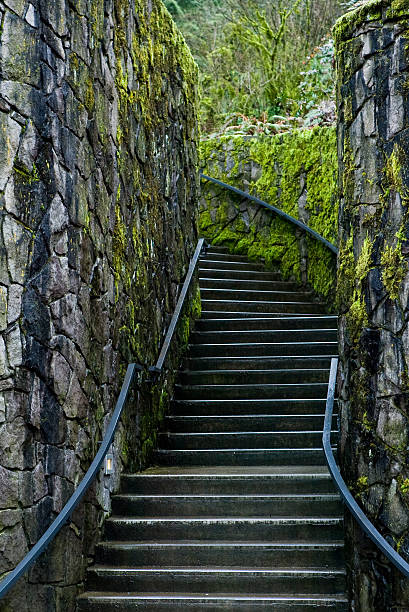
165, 0, 358, 134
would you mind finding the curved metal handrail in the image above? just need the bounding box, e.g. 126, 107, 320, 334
200, 173, 338, 255
0, 362, 140, 599
0, 237, 205, 599
149, 237, 205, 378
323, 357, 409, 579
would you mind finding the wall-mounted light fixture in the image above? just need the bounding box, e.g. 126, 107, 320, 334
104, 451, 114, 475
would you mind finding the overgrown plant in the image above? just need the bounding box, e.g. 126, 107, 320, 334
167, 0, 345, 133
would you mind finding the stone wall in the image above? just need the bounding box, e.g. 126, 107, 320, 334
0, 0, 198, 609
200, 128, 338, 302
335, 1, 409, 608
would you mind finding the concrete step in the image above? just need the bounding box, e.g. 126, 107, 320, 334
201, 310, 332, 319
159, 430, 336, 450
110, 494, 342, 517
184, 356, 333, 371
202, 299, 328, 314
175, 383, 329, 400
77, 592, 349, 610
171, 399, 332, 416
201, 252, 258, 262
104, 517, 343, 542
154, 448, 331, 466
164, 414, 336, 433
119, 470, 338, 495
199, 278, 301, 291
201, 288, 317, 303
85, 566, 347, 596
94, 540, 345, 568
199, 259, 266, 272
190, 330, 337, 345
188, 342, 337, 357
198, 267, 282, 281
179, 369, 330, 386
195, 316, 337, 331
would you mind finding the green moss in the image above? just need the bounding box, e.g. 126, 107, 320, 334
381, 244, 406, 299
346, 290, 368, 343
333, 0, 382, 45
200, 127, 337, 299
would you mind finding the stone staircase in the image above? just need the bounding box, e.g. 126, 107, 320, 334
77, 246, 347, 610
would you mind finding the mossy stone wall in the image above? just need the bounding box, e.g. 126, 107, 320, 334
200, 128, 338, 301
336, 1, 409, 608
0, 0, 198, 609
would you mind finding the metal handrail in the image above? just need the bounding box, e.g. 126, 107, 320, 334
323, 357, 409, 578
200, 173, 338, 255
0, 362, 141, 599
0, 237, 205, 599
149, 238, 205, 378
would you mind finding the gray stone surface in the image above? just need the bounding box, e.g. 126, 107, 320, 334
336, 2, 409, 609
0, 0, 198, 609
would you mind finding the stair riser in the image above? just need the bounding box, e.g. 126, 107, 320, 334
159, 432, 336, 450
199, 279, 301, 291
201, 311, 329, 319
111, 496, 342, 517
189, 343, 337, 357
104, 520, 344, 541
201, 289, 316, 303
175, 384, 328, 400
95, 545, 344, 568
191, 331, 336, 344
120, 475, 338, 495
78, 598, 348, 611
154, 449, 331, 467
171, 399, 331, 416
179, 370, 330, 385
202, 300, 326, 314
195, 318, 337, 331
199, 268, 281, 281
86, 569, 346, 595
201, 253, 252, 262
184, 357, 332, 371
199, 261, 265, 271
164, 416, 336, 433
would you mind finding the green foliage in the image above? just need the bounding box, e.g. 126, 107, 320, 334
171, 0, 344, 133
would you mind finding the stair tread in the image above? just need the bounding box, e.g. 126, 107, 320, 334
89, 566, 346, 575
79, 592, 348, 601
98, 540, 345, 547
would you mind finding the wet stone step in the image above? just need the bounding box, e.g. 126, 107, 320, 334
154, 448, 332, 467
119, 472, 338, 495
110, 494, 343, 517
198, 267, 282, 280
188, 342, 337, 357
77, 592, 349, 611
201, 299, 328, 314
94, 540, 345, 568
85, 566, 347, 596
179, 369, 330, 385
158, 430, 337, 450
190, 329, 337, 344
199, 278, 301, 291
104, 517, 344, 542
184, 356, 333, 371
201, 288, 317, 303
195, 316, 337, 331
164, 414, 336, 433
175, 382, 329, 400
171, 398, 333, 416
199, 260, 267, 271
